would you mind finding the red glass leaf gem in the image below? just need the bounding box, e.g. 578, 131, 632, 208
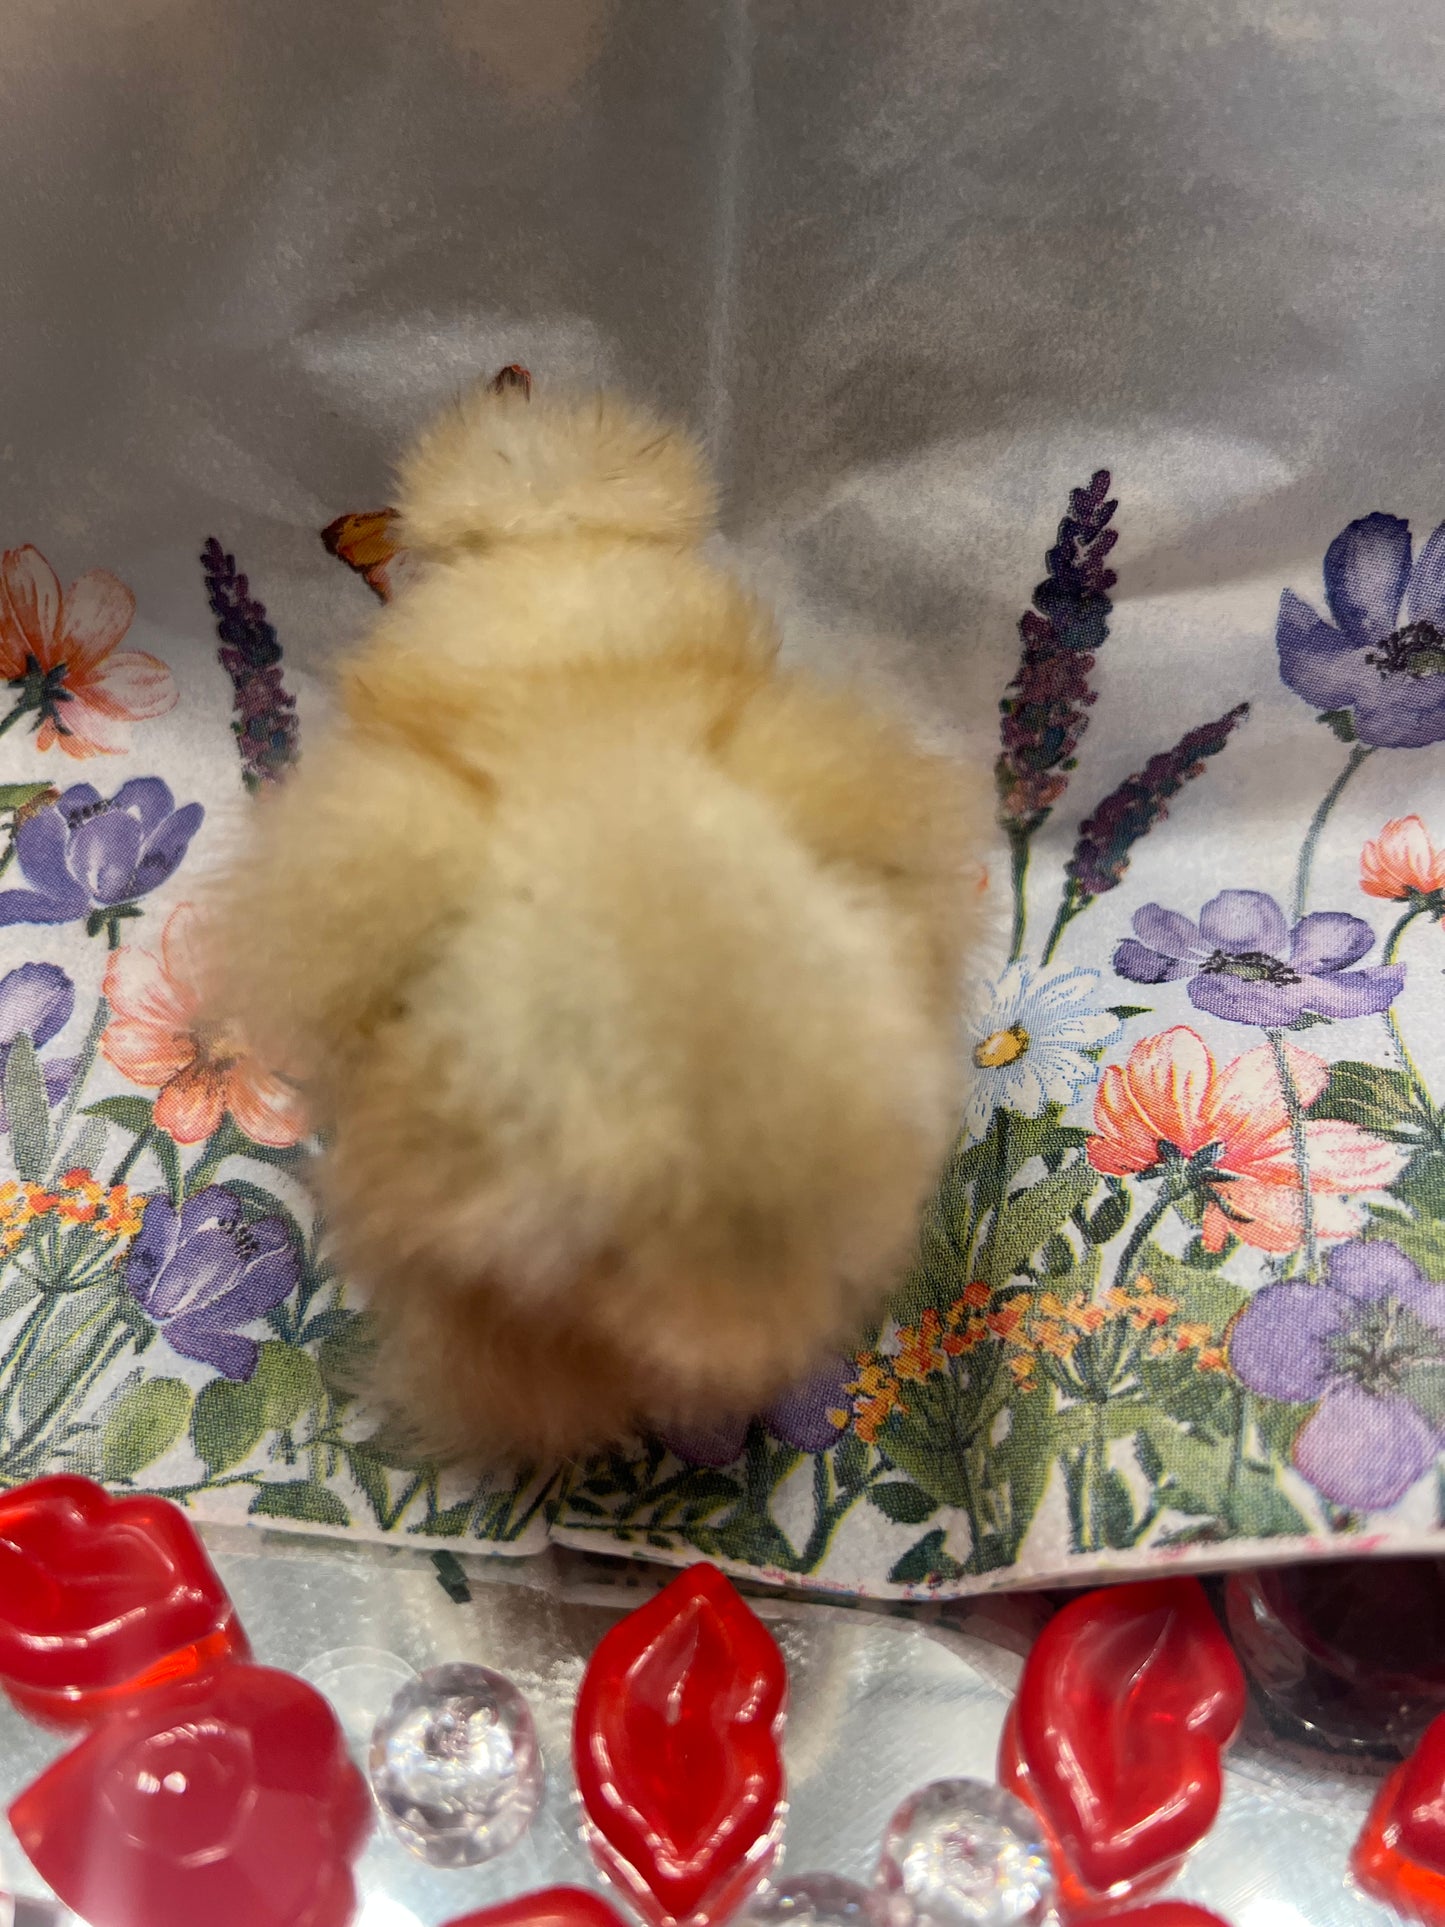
8, 1663, 372, 1927
573, 1562, 788, 1927
444, 1890, 632, 1927
1352, 1709, 1445, 1923
1000, 1579, 1245, 1910
0, 1474, 247, 1726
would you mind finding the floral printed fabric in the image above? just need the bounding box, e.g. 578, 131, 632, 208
0, 539, 553, 1550
547, 486, 1445, 1593
9, 490, 1445, 1595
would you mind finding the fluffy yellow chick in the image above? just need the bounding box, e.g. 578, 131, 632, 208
205, 378, 992, 1463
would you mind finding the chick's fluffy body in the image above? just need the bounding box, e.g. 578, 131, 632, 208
208, 385, 991, 1462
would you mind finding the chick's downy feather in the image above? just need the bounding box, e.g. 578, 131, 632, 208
205, 382, 993, 1461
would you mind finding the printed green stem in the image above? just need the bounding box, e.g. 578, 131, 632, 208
499, 1466, 564, 1543
1268, 1028, 1317, 1280
1006, 825, 1031, 964
1381, 904, 1433, 1108
1111, 1185, 1179, 1291
45, 996, 110, 1184
0, 1294, 60, 1422
0, 700, 33, 742
1292, 743, 1372, 921
976, 1109, 1012, 1285
108, 1126, 151, 1186
2, 1316, 131, 1468
1223, 1382, 1248, 1530
1039, 888, 1081, 967
1083, 1396, 1110, 1554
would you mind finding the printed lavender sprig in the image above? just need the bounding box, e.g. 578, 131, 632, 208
201, 539, 299, 791
1039, 702, 1250, 964
996, 470, 1118, 959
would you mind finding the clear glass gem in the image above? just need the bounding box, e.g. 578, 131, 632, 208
875, 1779, 1054, 1927
739, 1875, 891, 1927
368, 1661, 543, 1867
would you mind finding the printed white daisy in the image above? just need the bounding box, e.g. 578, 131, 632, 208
962, 961, 1124, 1137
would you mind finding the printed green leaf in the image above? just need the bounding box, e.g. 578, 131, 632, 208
252, 1340, 322, 1431
1097, 1468, 1139, 1549
1311, 1061, 1424, 1140
973, 1380, 1058, 1570
0, 783, 56, 812
101, 1377, 192, 1479
1365, 1209, 1445, 1282
343, 1444, 393, 1524
250, 1480, 351, 1527
191, 1375, 267, 1476
977, 1160, 1101, 1288
1139, 1411, 1308, 1536
4, 1035, 50, 1182
81, 1095, 155, 1138
867, 1480, 939, 1525
831, 1429, 870, 1490
1401, 1363, 1445, 1426
1082, 1191, 1130, 1244
155, 1131, 184, 1206
888, 1527, 965, 1586
705, 1511, 797, 1572
1134, 1241, 1248, 1330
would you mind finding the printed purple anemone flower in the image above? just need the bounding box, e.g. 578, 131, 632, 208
0, 778, 203, 931
0, 961, 77, 1116
1113, 888, 1403, 1027
125, 1186, 299, 1381
1277, 512, 1445, 747
1230, 1240, 1445, 1511
657, 1355, 855, 1468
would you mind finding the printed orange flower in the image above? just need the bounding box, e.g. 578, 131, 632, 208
1088, 1025, 1407, 1254
1360, 816, 1445, 902
0, 546, 176, 757
101, 906, 305, 1147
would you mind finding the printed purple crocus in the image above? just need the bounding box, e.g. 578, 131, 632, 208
125, 1186, 299, 1381
1230, 1240, 1445, 1511
1277, 512, 1445, 747
1113, 889, 1402, 1026
658, 1356, 856, 1467
0, 962, 77, 1110
0, 779, 203, 933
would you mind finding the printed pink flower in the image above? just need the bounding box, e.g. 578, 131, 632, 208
1360, 816, 1445, 902
1088, 1026, 1408, 1254
101, 906, 305, 1147
0, 546, 176, 758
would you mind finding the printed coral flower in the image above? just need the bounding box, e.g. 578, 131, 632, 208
125, 1187, 300, 1380
1276, 512, 1445, 747
0, 545, 176, 757
963, 962, 1122, 1137
657, 1355, 856, 1468
102, 904, 305, 1147
0, 779, 202, 934
1230, 1240, 1445, 1511
1360, 816, 1445, 903
0, 962, 76, 1115
1087, 1026, 1408, 1254
1113, 888, 1402, 1027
